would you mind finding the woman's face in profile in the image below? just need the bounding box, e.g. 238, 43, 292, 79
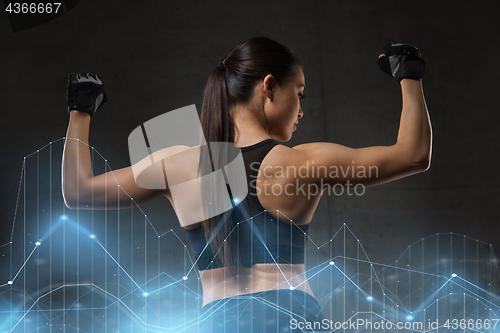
266, 67, 305, 141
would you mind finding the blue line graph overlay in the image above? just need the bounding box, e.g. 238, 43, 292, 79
0, 139, 499, 332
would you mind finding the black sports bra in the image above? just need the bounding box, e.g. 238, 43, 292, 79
185, 139, 310, 270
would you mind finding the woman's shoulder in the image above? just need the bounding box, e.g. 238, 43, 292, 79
256, 143, 313, 181
260, 141, 343, 182
263, 142, 313, 168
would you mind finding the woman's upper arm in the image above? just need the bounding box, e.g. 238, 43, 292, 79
64, 165, 168, 210
64, 144, 195, 210
292, 142, 430, 187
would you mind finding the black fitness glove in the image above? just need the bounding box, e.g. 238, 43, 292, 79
66, 73, 107, 116
377, 43, 425, 82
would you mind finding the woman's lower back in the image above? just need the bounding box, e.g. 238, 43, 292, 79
199, 263, 314, 307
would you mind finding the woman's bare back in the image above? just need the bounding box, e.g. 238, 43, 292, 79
163, 143, 321, 305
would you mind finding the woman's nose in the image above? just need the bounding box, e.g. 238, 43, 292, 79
298, 107, 304, 119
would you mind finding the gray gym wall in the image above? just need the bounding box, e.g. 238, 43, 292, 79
0, 0, 499, 273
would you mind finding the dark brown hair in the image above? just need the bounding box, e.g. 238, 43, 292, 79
199, 36, 301, 276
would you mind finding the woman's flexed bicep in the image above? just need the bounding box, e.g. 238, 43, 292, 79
293, 142, 429, 188
292, 79, 432, 188
62, 111, 167, 210
62, 73, 168, 209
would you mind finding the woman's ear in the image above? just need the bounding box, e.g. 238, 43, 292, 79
263, 74, 275, 100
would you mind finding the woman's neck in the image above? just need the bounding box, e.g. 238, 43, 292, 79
232, 104, 271, 147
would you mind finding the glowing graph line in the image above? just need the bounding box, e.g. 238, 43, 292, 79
2, 283, 167, 333
2, 281, 208, 333
9, 245, 38, 284
5, 227, 499, 330
340, 256, 442, 278
1, 270, 201, 316
3, 231, 500, 332
4, 162, 25, 248
451, 275, 500, 308
294, 262, 334, 289
343, 223, 394, 304
3, 138, 500, 332
396, 232, 494, 262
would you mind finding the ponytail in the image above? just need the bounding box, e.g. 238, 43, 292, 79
199, 59, 238, 276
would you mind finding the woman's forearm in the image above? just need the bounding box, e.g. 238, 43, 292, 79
61, 110, 93, 207
396, 79, 432, 168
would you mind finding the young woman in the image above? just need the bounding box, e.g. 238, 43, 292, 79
62, 37, 431, 332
